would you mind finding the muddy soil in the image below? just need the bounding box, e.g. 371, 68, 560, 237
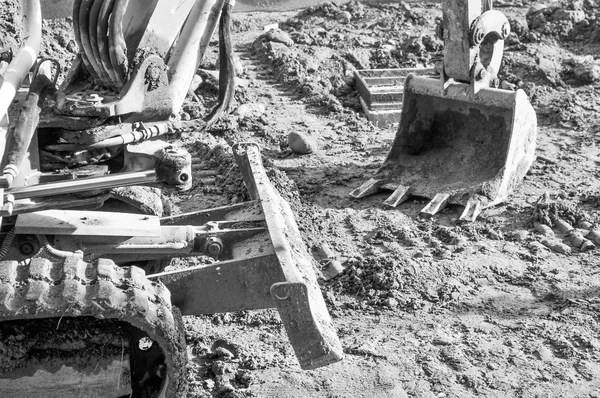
2, 0, 600, 397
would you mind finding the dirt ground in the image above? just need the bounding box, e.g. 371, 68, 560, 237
4, 0, 600, 397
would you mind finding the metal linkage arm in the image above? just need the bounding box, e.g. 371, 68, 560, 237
442, 0, 510, 92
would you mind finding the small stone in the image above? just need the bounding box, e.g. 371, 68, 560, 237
533, 346, 553, 361
500, 80, 517, 90
531, 13, 547, 29
261, 28, 294, 47
385, 297, 399, 308
574, 63, 600, 83
263, 23, 278, 32
214, 347, 234, 359
554, 218, 573, 233
336, 11, 352, 23
513, 230, 529, 241
508, 16, 529, 36
203, 379, 215, 390
487, 229, 502, 240
288, 131, 317, 154
527, 4, 548, 18
537, 57, 558, 80
552, 8, 585, 23
540, 237, 571, 254
234, 103, 266, 119
527, 240, 548, 253
533, 222, 554, 236
577, 220, 593, 229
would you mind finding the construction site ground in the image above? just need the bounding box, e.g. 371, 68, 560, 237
5, 0, 600, 396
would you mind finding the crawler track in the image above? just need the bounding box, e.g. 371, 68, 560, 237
0, 257, 187, 397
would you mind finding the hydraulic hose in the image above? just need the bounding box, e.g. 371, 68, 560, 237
0, 0, 42, 122
37, 234, 83, 259
0, 228, 16, 261
204, 0, 236, 128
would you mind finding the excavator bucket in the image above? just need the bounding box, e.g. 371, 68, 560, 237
351, 75, 537, 220
351, 0, 537, 221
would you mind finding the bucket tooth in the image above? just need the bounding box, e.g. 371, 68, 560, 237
420, 193, 450, 217
383, 185, 411, 208
459, 199, 483, 222
349, 178, 386, 199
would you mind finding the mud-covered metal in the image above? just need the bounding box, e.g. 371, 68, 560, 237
442, 0, 509, 92
0, 258, 187, 397
152, 143, 344, 370
57, 0, 226, 121
352, 0, 537, 221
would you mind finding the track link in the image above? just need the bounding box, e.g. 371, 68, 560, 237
0, 257, 187, 397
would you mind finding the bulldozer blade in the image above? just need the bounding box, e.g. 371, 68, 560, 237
156, 143, 343, 370
233, 142, 343, 369
356, 74, 537, 217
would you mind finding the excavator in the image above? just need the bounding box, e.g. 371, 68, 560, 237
0, 1, 342, 397
351, 0, 537, 221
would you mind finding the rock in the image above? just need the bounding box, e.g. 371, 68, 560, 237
552, 8, 585, 23
508, 16, 529, 36
533, 346, 553, 361
269, 41, 292, 55
577, 220, 593, 229
214, 347, 234, 359
527, 240, 548, 254
588, 230, 600, 245
554, 218, 573, 233
385, 297, 399, 308
288, 131, 318, 154
533, 221, 554, 236
527, 4, 548, 18
537, 57, 559, 81
540, 237, 571, 254
573, 62, 600, 83
530, 13, 547, 30
513, 230, 529, 241
500, 80, 516, 90
261, 28, 294, 47
203, 379, 215, 390
263, 23, 278, 32
234, 103, 266, 119
336, 11, 352, 24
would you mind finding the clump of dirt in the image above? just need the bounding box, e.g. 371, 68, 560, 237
532, 192, 595, 226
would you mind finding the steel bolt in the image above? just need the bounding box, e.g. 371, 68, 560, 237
477, 68, 488, 80
472, 27, 485, 46
19, 242, 34, 255
205, 237, 224, 256
273, 285, 291, 300
85, 93, 103, 103
501, 23, 510, 40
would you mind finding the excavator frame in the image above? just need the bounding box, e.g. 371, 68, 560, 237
0, 1, 342, 396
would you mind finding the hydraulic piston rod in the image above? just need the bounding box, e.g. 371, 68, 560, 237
6, 170, 157, 199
